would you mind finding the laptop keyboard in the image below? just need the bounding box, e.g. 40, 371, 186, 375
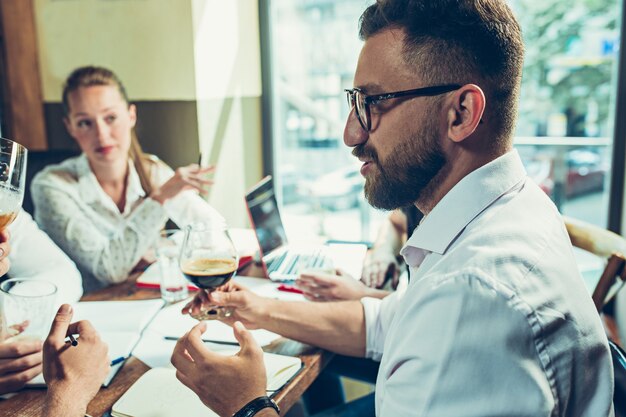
267, 248, 331, 280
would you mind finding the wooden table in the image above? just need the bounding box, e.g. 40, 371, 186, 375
0, 266, 333, 416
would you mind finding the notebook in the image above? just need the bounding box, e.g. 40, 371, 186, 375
27, 299, 164, 388
245, 175, 367, 281
111, 353, 302, 417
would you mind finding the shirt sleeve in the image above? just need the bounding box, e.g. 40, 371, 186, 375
32, 179, 168, 285
377, 271, 559, 417
7, 210, 83, 303
361, 290, 402, 361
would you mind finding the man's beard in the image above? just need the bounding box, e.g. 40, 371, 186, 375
352, 125, 446, 210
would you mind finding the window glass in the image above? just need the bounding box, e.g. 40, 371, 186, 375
266, 0, 621, 247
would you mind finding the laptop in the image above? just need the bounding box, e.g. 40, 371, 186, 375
245, 175, 367, 282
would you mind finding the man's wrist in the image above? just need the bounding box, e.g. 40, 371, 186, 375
232, 396, 279, 417
254, 409, 279, 417
43, 387, 90, 417
364, 287, 391, 299
258, 298, 277, 328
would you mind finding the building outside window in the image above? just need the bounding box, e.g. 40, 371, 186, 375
263, 0, 622, 245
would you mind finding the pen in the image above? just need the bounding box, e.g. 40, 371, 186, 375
198, 152, 202, 167
110, 356, 126, 366
163, 336, 239, 346
67, 333, 78, 346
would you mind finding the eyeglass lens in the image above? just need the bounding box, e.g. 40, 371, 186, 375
346, 90, 368, 131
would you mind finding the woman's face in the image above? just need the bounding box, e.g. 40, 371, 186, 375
64, 85, 136, 168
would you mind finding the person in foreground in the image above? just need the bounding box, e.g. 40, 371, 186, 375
0, 211, 83, 395
31, 66, 224, 292
177, 0, 613, 416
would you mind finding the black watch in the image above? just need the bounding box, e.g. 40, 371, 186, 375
232, 396, 280, 417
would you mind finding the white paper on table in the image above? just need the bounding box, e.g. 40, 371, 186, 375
28, 299, 165, 387
132, 329, 238, 369
146, 300, 281, 347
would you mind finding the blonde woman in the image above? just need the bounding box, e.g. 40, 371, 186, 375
32, 66, 223, 291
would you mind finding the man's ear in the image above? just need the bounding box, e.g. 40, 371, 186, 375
446, 84, 485, 143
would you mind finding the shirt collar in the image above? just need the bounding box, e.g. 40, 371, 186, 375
76, 153, 147, 210
402, 149, 527, 257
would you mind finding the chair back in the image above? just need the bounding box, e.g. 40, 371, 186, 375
23, 149, 79, 216
564, 216, 626, 312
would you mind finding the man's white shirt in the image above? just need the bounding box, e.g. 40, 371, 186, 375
8, 210, 83, 303
362, 150, 613, 417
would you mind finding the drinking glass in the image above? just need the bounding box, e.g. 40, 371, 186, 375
180, 222, 238, 320
155, 229, 189, 302
0, 138, 27, 230
0, 279, 57, 342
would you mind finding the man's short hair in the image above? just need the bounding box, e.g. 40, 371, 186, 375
359, 0, 524, 150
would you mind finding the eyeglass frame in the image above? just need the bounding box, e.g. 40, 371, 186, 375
344, 84, 462, 131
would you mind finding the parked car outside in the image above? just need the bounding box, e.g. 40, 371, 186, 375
523, 149, 607, 199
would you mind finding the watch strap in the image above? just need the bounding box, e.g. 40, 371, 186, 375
232, 396, 280, 417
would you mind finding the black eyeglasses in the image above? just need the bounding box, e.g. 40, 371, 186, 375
344, 84, 462, 131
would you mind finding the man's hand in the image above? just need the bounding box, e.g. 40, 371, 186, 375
182, 282, 270, 329
0, 229, 11, 276
42, 304, 110, 417
296, 269, 376, 301
171, 321, 268, 417
361, 250, 399, 288
0, 338, 42, 394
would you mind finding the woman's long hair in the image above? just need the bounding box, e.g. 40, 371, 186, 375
62, 66, 154, 195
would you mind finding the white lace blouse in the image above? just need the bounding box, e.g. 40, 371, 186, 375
31, 153, 223, 292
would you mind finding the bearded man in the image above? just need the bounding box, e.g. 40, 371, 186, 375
173, 1, 614, 416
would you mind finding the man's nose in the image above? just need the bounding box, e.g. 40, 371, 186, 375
343, 107, 368, 148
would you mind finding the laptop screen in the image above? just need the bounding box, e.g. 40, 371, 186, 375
245, 176, 288, 256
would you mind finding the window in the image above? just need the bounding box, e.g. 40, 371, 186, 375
262, 0, 623, 245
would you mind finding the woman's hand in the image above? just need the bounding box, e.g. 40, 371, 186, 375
296, 269, 372, 301
150, 164, 215, 205
361, 250, 399, 289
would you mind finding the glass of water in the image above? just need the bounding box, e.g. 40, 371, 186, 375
0, 279, 57, 342
155, 229, 189, 303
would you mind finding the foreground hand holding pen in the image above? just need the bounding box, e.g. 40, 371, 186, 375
42, 304, 110, 417
171, 320, 278, 417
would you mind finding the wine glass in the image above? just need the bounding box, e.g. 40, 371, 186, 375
0, 138, 27, 230
180, 222, 238, 320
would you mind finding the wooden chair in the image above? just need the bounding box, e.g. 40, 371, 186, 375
563, 215, 626, 313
